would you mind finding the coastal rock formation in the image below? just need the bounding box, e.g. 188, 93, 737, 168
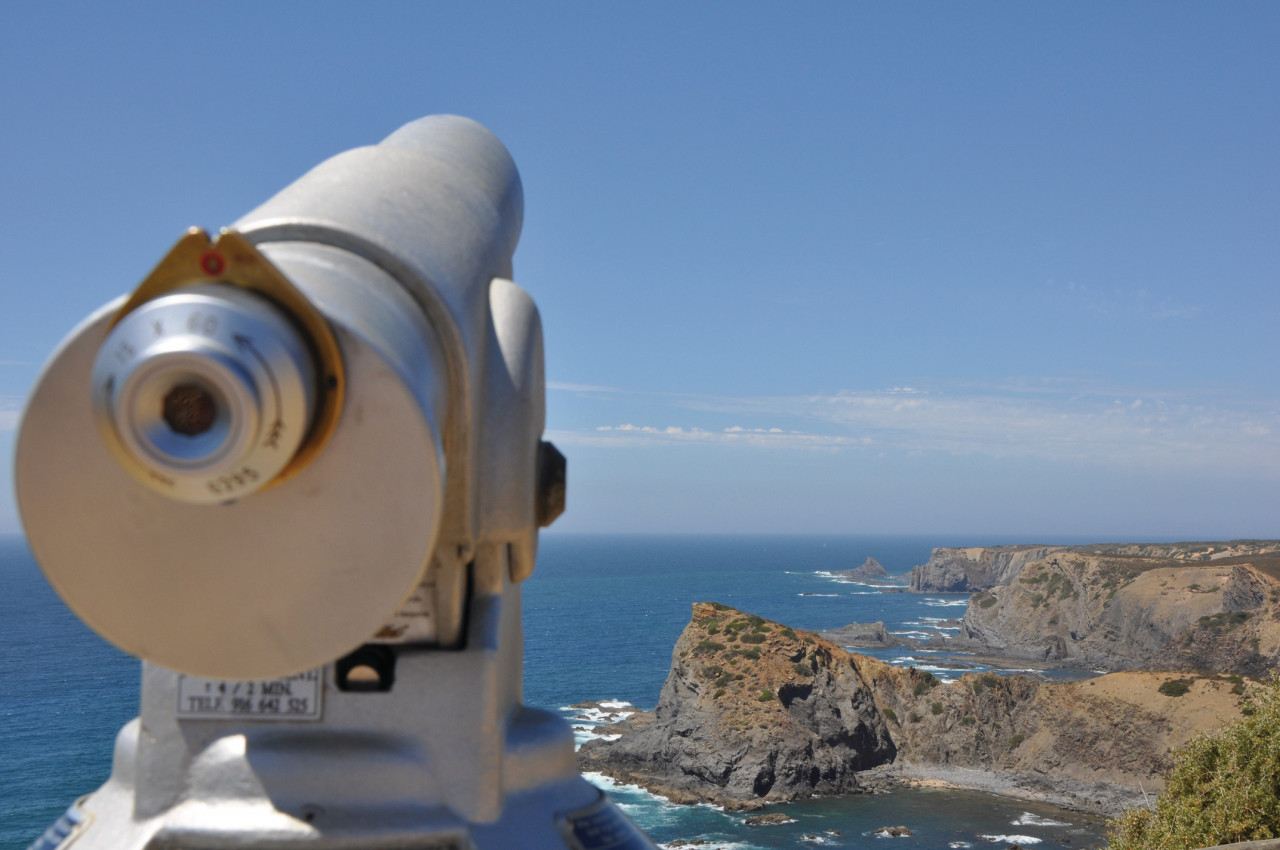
577, 602, 895, 809
957, 554, 1280, 675
583, 604, 1262, 815
910, 541, 1280, 593
844, 557, 887, 580
818, 621, 919, 649
910, 546, 1065, 592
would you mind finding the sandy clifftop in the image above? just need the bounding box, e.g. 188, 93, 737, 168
911, 540, 1280, 593
580, 604, 1260, 815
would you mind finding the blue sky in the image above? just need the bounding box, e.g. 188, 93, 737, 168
2, 3, 1277, 538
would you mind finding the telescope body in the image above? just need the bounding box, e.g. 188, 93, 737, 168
18, 117, 654, 850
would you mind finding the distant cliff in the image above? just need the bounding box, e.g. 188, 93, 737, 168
911, 541, 1280, 593
958, 553, 1280, 675
581, 604, 1259, 814
909, 546, 1066, 592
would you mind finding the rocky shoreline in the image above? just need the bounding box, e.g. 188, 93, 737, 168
579, 602, 1266, 817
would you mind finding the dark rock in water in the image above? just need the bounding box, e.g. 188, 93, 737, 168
851, 557, 887, 578
744, 812, 795, 825
579, 603, 895, 810
829, 557, 907, 585
819, 621, 919, 648
872, 825, 913, 837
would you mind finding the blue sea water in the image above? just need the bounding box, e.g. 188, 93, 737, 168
0, 534, 1108, 849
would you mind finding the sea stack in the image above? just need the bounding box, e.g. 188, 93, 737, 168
578, 602, 895, 809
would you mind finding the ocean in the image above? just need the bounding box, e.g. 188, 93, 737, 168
0, 533, 1109, 849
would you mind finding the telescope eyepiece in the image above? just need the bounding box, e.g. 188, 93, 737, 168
90, 284, 317, 504
162, 383, 218, 436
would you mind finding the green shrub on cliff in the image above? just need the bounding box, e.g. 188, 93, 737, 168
694, 639, 724, 655
1107, 677, 1280, 850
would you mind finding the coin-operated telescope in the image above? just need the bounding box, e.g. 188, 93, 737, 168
17, 116, 656, 850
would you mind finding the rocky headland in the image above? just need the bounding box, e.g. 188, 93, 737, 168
899, 541, 1280, 675
911, 541, 1280, 593
578, 603, 896, 809
579, 603, 1262, 815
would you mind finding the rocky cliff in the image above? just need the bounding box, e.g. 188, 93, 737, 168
911, 541, 1280, 593
581, 604, 1259, 814
909, 546, 1066, 592
578, 602, 895, 809
958, 553, 1280, 675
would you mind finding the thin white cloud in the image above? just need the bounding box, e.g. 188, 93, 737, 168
547, 380, 1280, 476
547, 381, 623, 393
548, 424, 867, 450
0, 397, 19, 431
1054, 281, 1202, 321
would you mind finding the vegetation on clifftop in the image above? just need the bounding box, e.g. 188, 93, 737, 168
1107, 676, 1280, 849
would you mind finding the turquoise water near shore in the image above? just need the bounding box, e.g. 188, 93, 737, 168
1, 534, 1110, 848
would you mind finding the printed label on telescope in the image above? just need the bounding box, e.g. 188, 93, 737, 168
176, 669, 323, 721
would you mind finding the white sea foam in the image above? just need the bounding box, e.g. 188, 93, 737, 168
949, 843, 973, 849
979, 835, 1042, 844
565, 704, 636, 724
799, 593, 840, 597
1013, 813, 1070, 827
923, 598, 970, 607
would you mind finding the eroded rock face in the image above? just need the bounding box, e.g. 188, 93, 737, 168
911, 541, 1280, 594
578, 603, 895, 809
910, 546, 1065, 592
582, 602, 1266, 816
958, 554, 1280, 675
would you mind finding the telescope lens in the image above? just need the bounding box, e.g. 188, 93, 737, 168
91, 284, 317, 504
163, 383, 218, 437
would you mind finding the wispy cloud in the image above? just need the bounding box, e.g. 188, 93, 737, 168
548, 380, 1280, 476
0, 397, 19, 431
547, 381, 624, 394
1053, 281, 1203, 321
549, 424, 868, 450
